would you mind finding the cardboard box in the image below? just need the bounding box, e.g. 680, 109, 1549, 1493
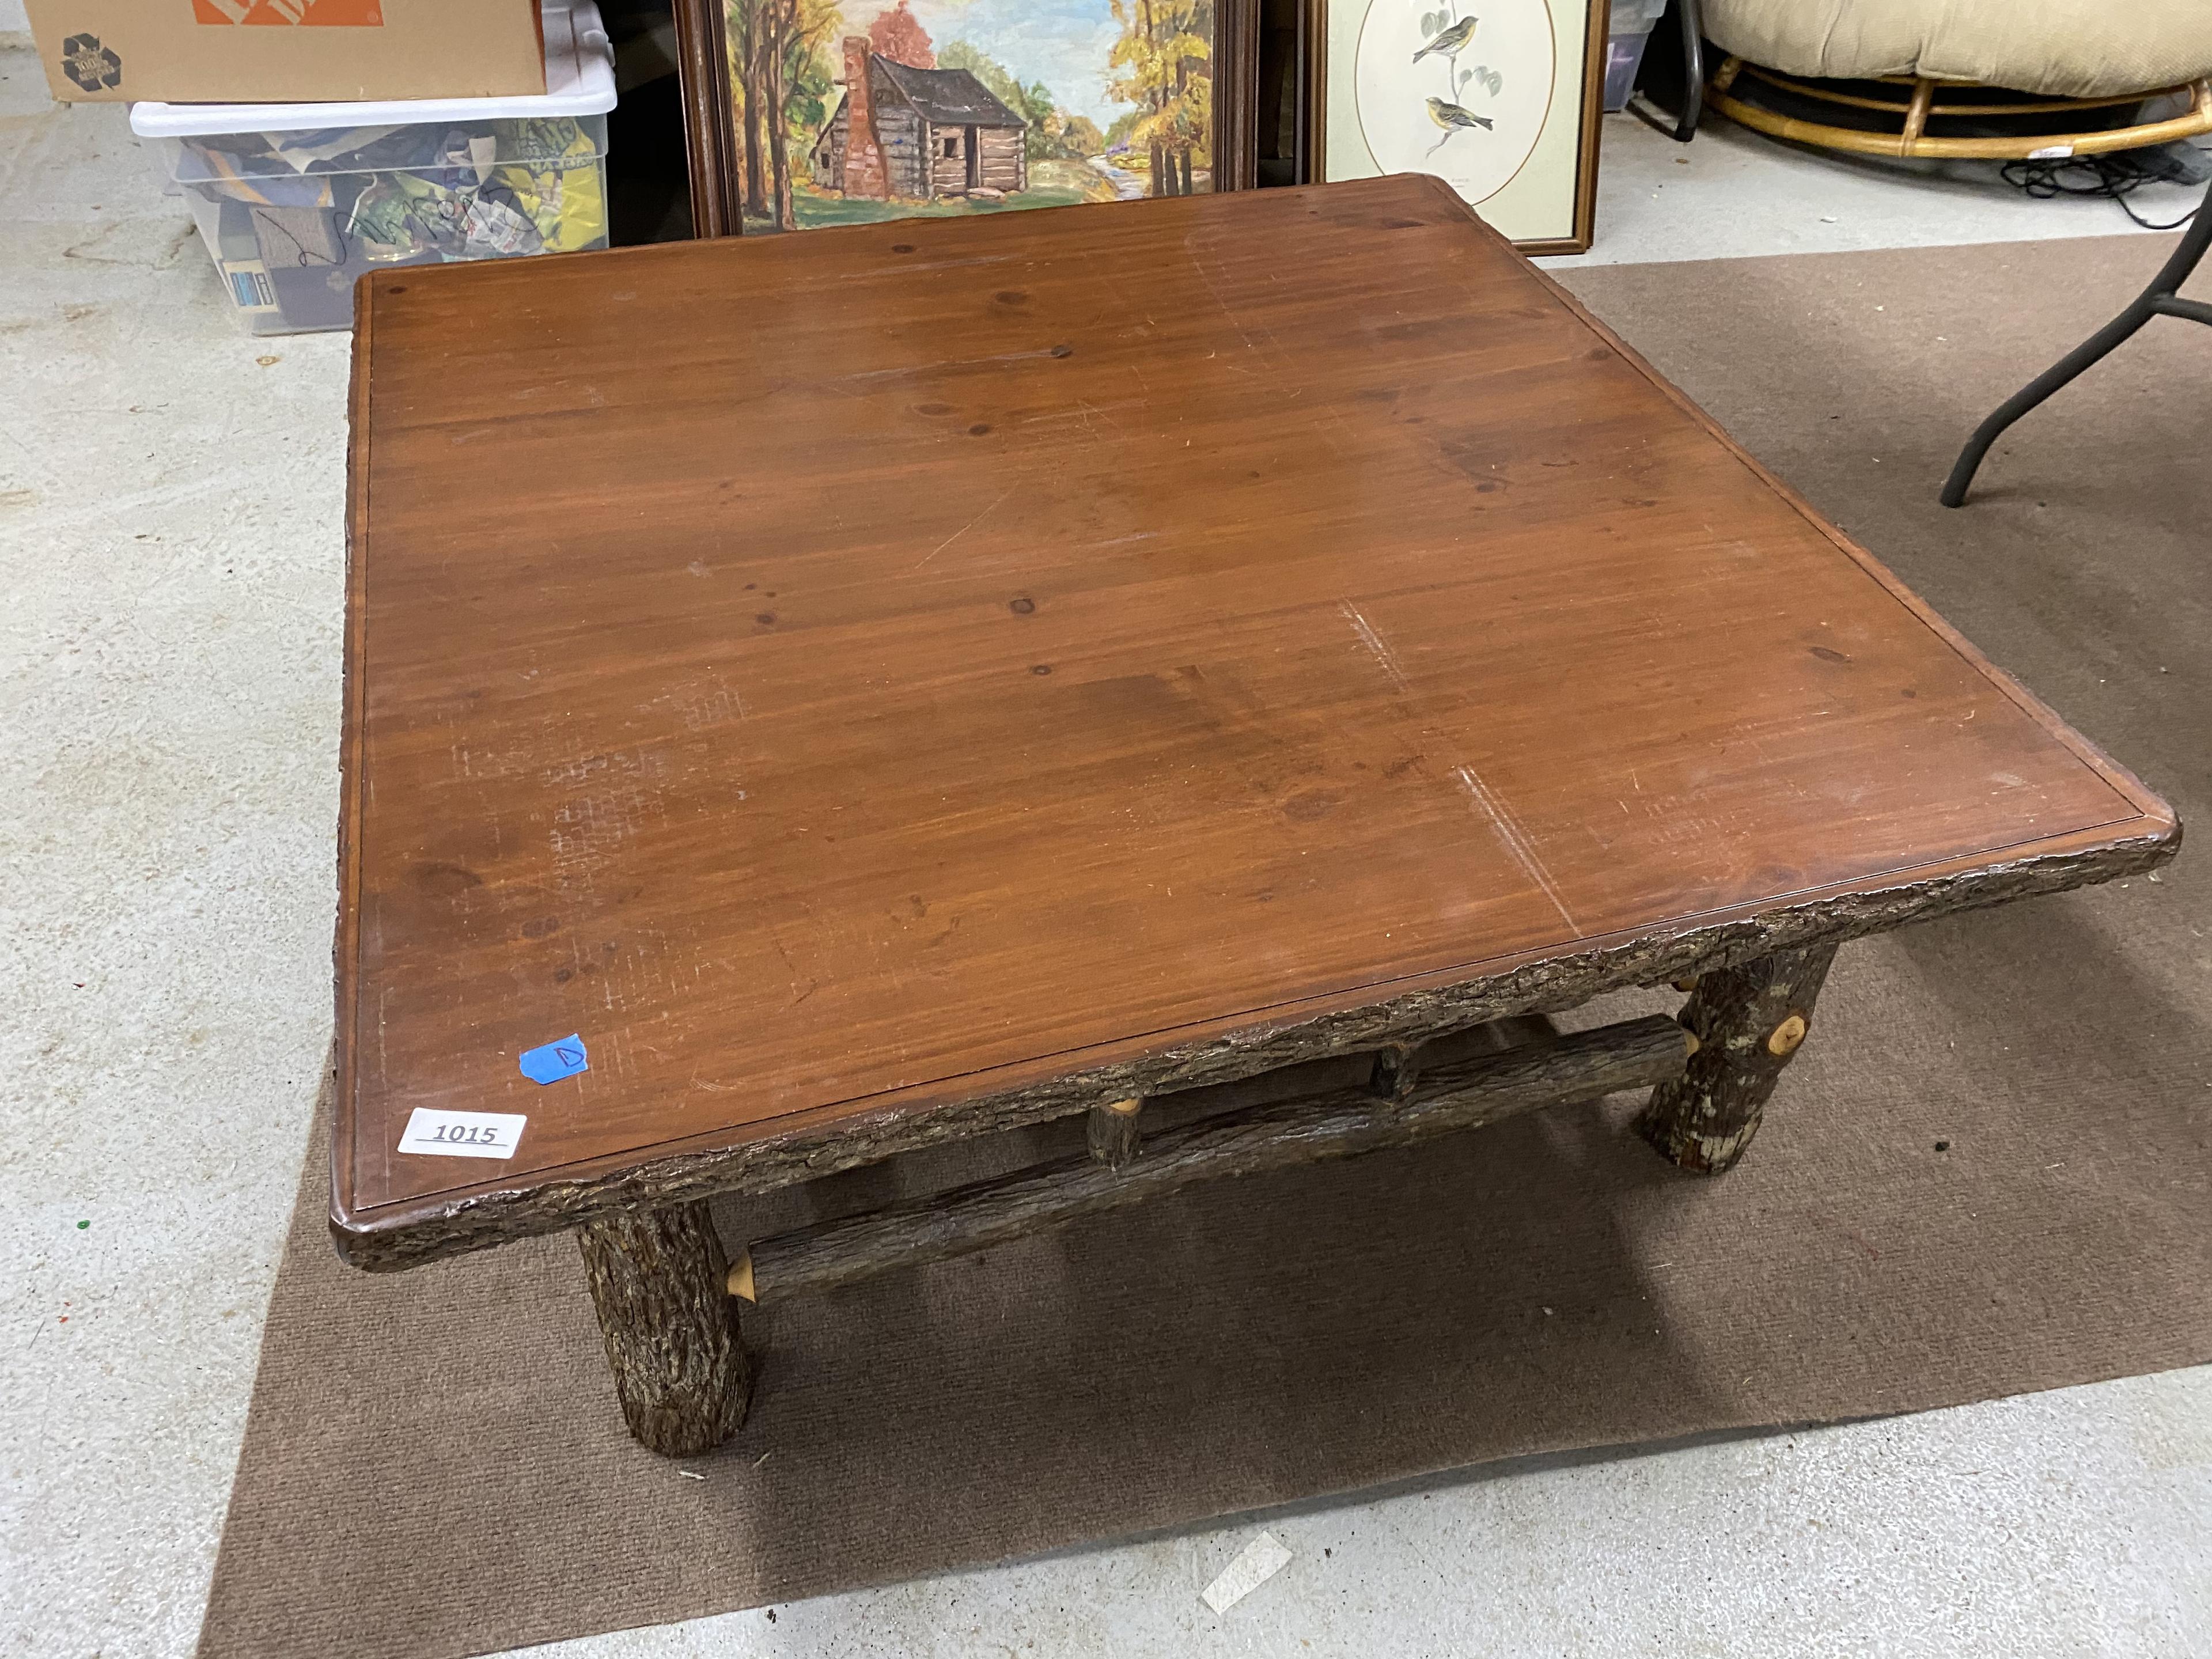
28, 0, 546, 104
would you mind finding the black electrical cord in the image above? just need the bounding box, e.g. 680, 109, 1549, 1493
2000, 149, 2203, 230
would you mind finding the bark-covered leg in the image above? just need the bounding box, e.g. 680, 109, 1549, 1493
1086, 1097, 1143, 1168
1635, 943, 1838, 1175
578, 1202, 752, 1455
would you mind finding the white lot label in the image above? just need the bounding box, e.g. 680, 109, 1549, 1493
2027, 143, 2075, 160
1200, 1531, 1293, 1614
399, 1108, 528, 1160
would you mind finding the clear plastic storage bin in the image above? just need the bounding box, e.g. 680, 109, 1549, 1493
1604, 0, 1671, 112
130, 1, 613, 335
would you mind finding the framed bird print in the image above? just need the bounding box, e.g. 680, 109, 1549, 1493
670, 0, 1260, 238
1299, 0, 1607, 253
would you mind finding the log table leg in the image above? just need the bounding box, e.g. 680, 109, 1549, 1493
1086, 1097, 1143, 1168
1636, 944, 1839, 1175
578, 1202, 753, 1456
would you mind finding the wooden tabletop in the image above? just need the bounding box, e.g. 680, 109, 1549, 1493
333, 175, 2175, 1266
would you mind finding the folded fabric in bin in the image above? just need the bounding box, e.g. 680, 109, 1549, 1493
177, 124, 480, 204
245, 126, 407, 173
174, 140, 350, 208
183, 116, 607, 269
247, 204, 346, 268
338, 121, 603, 259
492, 118, 607, 252
347, 168, 546, 260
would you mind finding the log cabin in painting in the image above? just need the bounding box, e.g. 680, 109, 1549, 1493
810, 40, 1029, 203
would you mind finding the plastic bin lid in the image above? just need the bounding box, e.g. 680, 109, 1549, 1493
129, 0, 611, 138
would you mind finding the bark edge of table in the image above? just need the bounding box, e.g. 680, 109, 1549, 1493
329, 816, 2177, 1272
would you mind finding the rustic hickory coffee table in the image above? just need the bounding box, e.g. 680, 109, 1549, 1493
332, 175, 2178, 1455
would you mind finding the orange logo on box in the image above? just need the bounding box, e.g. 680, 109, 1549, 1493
191, 0, 385, 23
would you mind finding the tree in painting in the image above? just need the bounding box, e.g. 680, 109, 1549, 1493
1106, 0, 1212, 196
868, 0, 933, 67
727, 0, 842, 229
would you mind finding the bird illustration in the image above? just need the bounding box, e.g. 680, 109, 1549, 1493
1413, 15, 1478, 63
1424, 96, 1495, 154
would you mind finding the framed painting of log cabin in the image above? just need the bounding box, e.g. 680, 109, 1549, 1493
670, 0, 1259, 237
1299, 0, 1607, 253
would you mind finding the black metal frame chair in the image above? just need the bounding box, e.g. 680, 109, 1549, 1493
1671, 0, 1705, 143
1942, 176, 2212, 505
1656, 0, 2206, 509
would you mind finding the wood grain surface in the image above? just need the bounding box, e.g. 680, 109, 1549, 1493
332, 175, 2176, 1264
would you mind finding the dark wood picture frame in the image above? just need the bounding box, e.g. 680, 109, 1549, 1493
1298, 0, 1606, 254
672, 0, 1260, 238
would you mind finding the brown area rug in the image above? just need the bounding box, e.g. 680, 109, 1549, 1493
200, 233, 2212, 1659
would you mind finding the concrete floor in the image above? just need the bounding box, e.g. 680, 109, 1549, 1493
1, 40, 2207, 1658
1562, 105, 2205, 267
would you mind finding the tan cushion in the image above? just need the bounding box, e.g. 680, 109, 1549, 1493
1703, 0, 2212, 99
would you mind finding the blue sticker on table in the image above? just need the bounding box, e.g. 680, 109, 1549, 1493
519, 1035, 589, 1085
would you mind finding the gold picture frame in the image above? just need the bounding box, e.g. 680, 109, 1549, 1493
1301, 0, 1607, 253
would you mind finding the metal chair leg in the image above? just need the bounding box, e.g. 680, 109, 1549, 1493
1672, 0, 1705, 143
1942, 178, 2212, 506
